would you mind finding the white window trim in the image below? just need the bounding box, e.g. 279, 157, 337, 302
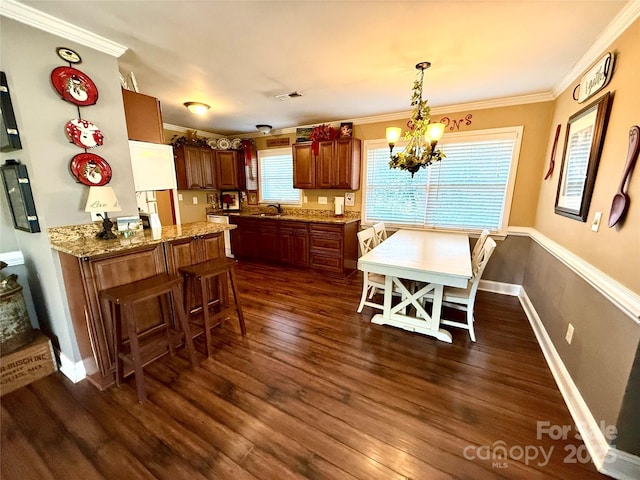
257, 147, 302, 206
361, 126, 523, 236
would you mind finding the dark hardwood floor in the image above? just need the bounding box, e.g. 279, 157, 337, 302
1, 261, 606, 479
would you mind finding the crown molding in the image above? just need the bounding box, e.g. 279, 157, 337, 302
230, 92, 555, 136
0, 0, 127, 57
552, 0, 640, 97
163, 123, 221, 138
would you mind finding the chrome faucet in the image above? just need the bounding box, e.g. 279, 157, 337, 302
267, 203, 282, 214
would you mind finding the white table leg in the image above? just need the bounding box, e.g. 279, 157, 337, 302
371, 279, 452, 343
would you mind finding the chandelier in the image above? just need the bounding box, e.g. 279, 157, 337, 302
386, 61, 445, 177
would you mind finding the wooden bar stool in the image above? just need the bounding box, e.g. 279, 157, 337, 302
100, 273, 197, 403
179, 258, 246, 357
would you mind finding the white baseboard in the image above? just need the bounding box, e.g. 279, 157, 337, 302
0, 250, 24, 266
518, 288, 640, 480
57, 350, 86, 383
479, 279, 521, 296
600, 448, 640, 480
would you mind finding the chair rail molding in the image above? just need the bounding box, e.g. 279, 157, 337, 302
508, 226, 640, 322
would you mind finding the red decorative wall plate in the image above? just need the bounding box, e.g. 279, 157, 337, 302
70, 153, 112, 186
51, 66, 98, 106
65, 118, 104, 149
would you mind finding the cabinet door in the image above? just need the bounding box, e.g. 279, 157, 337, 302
293, 143, 315, 189
81, 245, 166, 383
165, 236, 200, 273
200, 233, 225, 261
121, 89, 164, 143
259, 220, 279, 262
216, 150, 240, 190
291, 228, 309, 267
278, 225, 294, 264
335, 138, 361, 189
184, 146, 205, 189
315, 140, 335, 188
230, 218, 259, 260
200, 149, 216, 189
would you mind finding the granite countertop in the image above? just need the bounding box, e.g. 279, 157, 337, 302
217, 207, 361, 225
48, 221, 235, 258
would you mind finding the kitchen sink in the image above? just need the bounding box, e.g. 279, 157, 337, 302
251, 212, 281, 217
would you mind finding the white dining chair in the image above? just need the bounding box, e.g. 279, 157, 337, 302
471, 229, 490, 261
357, 227, 403, 313
372, 222, 388, 246
421, 236, 497, 341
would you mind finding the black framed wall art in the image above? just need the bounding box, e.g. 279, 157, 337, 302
1, 160, 41, 233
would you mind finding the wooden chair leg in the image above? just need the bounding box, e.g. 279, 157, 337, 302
111, 302, 124, 387
199, 275, 213, 358
172, 284, 197, 366
124, 303, 146, 403
159, 292, 175, 356
228, 267, 246, 336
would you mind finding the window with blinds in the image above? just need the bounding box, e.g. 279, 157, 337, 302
363, 126, 522, 234
257, 147, 301, 204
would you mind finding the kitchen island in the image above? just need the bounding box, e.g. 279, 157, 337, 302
49, 221, 234, 389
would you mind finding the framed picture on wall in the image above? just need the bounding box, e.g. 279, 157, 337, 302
340, 122, 353, 138
1, 160, 40, 233
247, 190, 258, 205
220, 190, 240, 211
554, 91, 612, 222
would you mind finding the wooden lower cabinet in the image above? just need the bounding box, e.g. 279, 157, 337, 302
58, 233, 226, 390
230, 217, 358, 276
58, 243, 167, 390
164, 233, 225, 273
165, 233, 226, 319
279, 221, 309, 267
309, 222, 359, 275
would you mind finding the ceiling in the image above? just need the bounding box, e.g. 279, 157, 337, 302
13, 0, 633, 136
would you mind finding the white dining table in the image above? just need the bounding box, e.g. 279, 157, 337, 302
357, 229, 472, 343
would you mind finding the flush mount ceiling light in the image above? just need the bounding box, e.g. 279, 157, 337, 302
184, 102, 210, 115
256, 124, 272, 134
274, 91, 302, 101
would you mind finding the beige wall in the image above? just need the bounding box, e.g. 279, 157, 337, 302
356, 102, 554, 227
534, 18, 640, 294
200, 100, 555, 223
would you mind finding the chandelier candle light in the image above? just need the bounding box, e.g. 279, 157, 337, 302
387, 61, 445, 177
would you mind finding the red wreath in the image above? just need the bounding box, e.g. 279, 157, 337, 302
310, 124, 339, 155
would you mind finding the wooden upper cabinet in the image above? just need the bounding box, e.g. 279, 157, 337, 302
335, 137, 361, 189
174, 145, 216, 189
293, 138, 361, 189
183, 146, 205, 189
315, 140, 335, 189
293, 143, 315, 189
121, 89, 164, 144
200, 149, 216, 189
216, 150, 245, 190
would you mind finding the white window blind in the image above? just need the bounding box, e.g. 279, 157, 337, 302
558, 122, 594, 210
364, 127, 522, 233
257, 147, 301, 204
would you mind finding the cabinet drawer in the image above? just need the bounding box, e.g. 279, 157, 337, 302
309, 224, 343, 235
309, 253, 342, 272
310, 235, 342, 252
